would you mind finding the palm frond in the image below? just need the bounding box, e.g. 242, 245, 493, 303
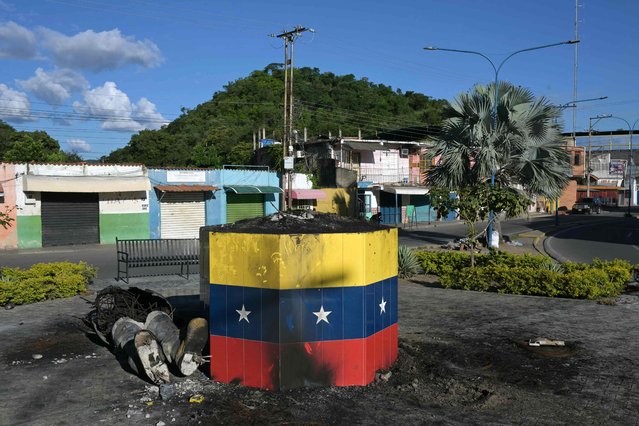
426, 81, 571, 197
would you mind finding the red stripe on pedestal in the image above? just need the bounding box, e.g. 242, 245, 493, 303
209, 324, 398, 390
210, 336, 279, 390
365, 324, 398, 381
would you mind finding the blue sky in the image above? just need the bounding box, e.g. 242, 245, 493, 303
1, 0, 637, 159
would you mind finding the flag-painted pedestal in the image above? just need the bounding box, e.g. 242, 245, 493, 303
202, 228, 398, 390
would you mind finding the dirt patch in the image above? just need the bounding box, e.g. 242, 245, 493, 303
2, 318, 98, 365
204, 212, 389, 234
108, 335, 593, 424
5, 277, 639, 425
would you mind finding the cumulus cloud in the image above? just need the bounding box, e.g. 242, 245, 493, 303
67, 138, 91, 153
39, 27, 163, 72
0, 21, 37, 59
18, 68, 88, 104
134, 97, 167, 129
0, 84, 34, 122
73, 81, 167, 132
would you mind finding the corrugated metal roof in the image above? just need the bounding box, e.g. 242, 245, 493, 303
224, 185, 282, 194
155, 185, 219, 192
343, 141, 390, 151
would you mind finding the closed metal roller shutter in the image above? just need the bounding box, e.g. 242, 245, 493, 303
41, 192, 99, 246
160, 192, 205, 238
226, 193, 264, 223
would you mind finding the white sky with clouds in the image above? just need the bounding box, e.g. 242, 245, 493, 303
0, 0, 638, 159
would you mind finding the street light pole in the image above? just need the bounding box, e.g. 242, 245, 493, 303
587, 115, 612, 198
592, 116, 638, 216
604, 117, 638, 217
553, 98, 607, 226
424, 40, 579, 246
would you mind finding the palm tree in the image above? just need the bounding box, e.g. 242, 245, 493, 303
426, 81, 570, 199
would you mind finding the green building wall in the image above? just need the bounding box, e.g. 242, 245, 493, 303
99, 213, 149, 244
17, 216, 42, 248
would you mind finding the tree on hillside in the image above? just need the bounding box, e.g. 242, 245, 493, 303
104, 65, 447, 167
425, 82, 570, 242
0, 121, 79, 163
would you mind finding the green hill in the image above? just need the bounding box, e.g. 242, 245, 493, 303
104, 64, 447, 167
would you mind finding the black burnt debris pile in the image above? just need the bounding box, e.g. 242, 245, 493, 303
85, 286, 173, 343
207, 211, 390, 234
84, 286, 209, 385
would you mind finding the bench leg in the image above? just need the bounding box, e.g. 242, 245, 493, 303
116, 257, 130, 284
178, 263, 189, 280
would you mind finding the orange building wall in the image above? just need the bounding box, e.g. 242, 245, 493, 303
559, 179, 578, 210
0, 163, 18, 248
566, 146, 585, 178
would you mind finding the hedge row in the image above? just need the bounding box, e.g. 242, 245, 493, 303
416, 251, 633, 300
0, 262, 97, 306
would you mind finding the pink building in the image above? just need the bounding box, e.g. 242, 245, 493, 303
0, 163, 18, 248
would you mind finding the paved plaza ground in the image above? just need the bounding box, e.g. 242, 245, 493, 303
2, 271, 639, 425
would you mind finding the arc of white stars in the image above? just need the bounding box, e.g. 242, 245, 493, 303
313, 305, 332, 324
236, 304, 251, 323
379, 297, 387, 314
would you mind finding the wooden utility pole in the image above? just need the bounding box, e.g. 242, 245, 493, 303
271, 26, 313, 210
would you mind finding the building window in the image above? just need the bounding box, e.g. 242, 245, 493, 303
574, 153, 581, 166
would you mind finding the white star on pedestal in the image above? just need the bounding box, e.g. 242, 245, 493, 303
236, 304, 251, 323
313, 305, 332, 324
379, 297, 387, 314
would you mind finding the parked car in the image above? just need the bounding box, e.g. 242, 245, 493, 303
571, 197, 602, 214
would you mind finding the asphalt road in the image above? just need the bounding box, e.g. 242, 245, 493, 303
1, 212, 636, 280
397, 213, 620, 248
544, 216, 639, 264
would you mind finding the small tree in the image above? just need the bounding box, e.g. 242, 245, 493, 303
425, 82, 570, 242
464, 184, 529, 265
432, 183, 529, 266
0, 206, 15, 229
429, 186, 455, 221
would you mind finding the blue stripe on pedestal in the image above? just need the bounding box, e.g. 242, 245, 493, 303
210, 276, 398, 344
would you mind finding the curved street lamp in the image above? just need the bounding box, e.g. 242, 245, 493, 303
558, 96, 608, 110
424, 40, 579, 246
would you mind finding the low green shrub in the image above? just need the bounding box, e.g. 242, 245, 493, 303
417, 250, 552, 274
0, 262, 96, 306
417, 250, 632, 300
416, 251, 471, 275
475, 251, 552, 269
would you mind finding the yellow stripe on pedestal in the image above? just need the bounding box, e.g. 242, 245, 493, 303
209, 228, 397, 289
